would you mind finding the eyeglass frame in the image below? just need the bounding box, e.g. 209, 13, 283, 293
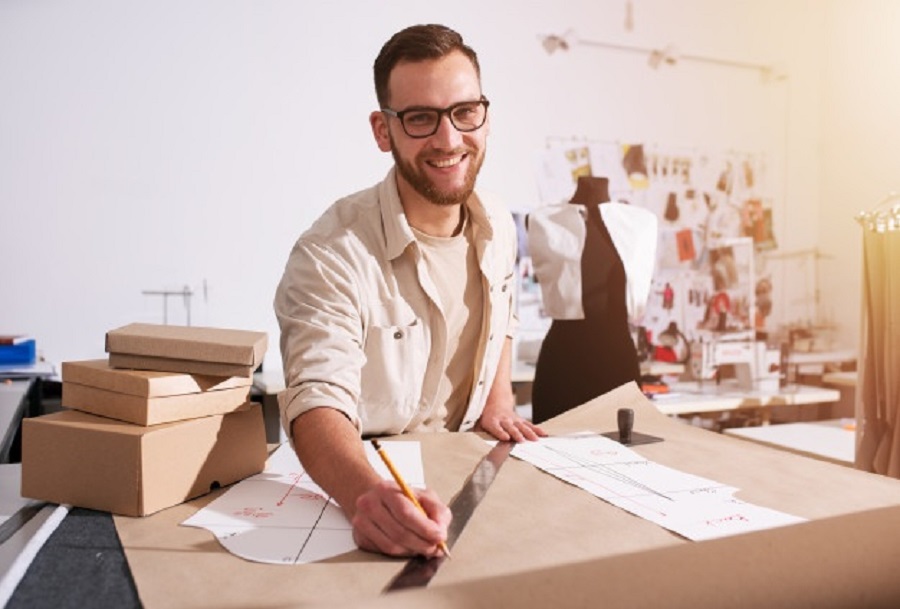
380, 98, 490, 139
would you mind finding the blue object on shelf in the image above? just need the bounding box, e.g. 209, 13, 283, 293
0, 339, 37, 365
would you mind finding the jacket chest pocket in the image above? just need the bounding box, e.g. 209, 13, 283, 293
359, 317, 427, 424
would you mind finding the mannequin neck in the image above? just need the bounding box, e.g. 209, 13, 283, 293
569, 176, 610, 205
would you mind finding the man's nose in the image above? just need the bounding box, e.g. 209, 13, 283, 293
430, 112, 464, 148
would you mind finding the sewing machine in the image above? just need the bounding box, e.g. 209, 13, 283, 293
691, 334, 781, 391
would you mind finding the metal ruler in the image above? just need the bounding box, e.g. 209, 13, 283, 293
383, 441, 515, 592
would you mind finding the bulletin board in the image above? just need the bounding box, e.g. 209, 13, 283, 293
518, 139, 778, 364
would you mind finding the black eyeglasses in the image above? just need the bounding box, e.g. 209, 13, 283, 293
381, 98, 490, 139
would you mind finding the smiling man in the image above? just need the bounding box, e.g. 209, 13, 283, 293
274, 24, 545, 558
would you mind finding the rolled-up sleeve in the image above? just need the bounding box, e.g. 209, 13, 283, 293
274, 238, 365, 438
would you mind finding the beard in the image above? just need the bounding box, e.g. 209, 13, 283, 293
390, 137, 485, 207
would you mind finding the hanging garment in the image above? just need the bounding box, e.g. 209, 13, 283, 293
856, 200, 900, 478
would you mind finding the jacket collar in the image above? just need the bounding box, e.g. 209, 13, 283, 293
379, 166, 492, 261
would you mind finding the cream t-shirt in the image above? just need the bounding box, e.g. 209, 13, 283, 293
409, 214, 483, 431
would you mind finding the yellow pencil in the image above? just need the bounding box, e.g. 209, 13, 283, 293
370, 439, 452, 559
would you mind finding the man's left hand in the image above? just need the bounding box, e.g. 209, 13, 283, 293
474, 401, 546, 442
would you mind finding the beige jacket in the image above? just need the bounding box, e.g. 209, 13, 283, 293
274, 168, 517, 438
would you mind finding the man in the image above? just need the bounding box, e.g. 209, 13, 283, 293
274, 24, 545, 558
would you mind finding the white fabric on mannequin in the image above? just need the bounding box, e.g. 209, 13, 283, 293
526, 201, 657, 322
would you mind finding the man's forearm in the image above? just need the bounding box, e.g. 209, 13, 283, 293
290, 407, 381, 518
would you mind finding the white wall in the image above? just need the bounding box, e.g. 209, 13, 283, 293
820, 0, 900, 349
0, 0, 828, 373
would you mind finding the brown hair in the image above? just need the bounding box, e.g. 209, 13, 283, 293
373, 24, 480, 107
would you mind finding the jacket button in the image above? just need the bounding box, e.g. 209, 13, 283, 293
393, 330, 402, 339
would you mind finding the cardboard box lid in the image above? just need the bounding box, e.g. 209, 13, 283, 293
107, 353, 257, 379
26, 408, 185, 437
61, 380, 251, 426
105, 323, 267, 367
62, 359, 251, 397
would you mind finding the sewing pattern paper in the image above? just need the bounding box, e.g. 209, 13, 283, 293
182, 441, 425, 564
511, 433, 805, 541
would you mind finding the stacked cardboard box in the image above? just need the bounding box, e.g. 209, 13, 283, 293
106, 322, 266, 377
22, 323, 270, 517
60, 359, 254, 425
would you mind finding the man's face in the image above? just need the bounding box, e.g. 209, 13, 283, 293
371, 50, 489, 207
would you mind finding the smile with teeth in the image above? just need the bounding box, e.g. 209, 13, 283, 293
428, 154, 466, 168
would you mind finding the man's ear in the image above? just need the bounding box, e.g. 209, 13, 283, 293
370, 111, 392, 152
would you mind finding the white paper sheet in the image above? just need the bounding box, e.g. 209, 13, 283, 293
182, 441, 425, 564
511, 433, 805, 541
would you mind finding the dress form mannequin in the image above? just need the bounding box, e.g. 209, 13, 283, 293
530, 175, 642, 423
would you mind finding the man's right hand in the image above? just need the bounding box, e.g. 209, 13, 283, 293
351, 480, 452, 557
291, 408, 451, 557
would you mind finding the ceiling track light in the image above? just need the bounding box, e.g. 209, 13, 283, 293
539, 31, 787, 83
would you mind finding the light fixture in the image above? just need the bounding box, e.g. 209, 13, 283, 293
539, 29, 785, 83
541, 28, 575, 54
760, 64, 789, 84
541, 34, 568, 54
648, 44, 680, 69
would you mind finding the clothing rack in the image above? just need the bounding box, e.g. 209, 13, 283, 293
856, 192, 900, 232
